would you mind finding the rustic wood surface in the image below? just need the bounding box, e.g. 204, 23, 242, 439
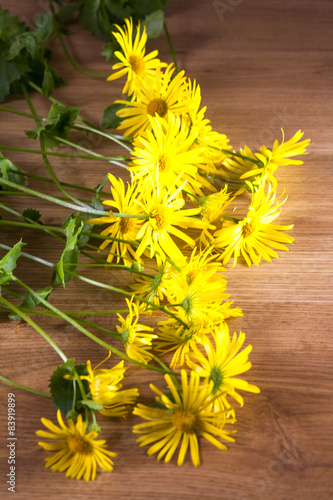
0, 0, 332, 499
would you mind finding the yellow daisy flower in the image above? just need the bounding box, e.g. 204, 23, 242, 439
81, 354, 139, 418
107, 18, 164, 95
86, 173, 143, 265
130, 262, 169, 306
133, 370, 236, 466
129, 115, 206, 193
116, 64, 188, 136
183, 78, 231, 164
186, 324, 260, 408
116, 298, 157, 364
198, 186, 235, 246
214, 183, 294, 266
36, 410, 116, 481
134, 179, 211, 265
164, 271, 230, 328
220, 130, 310, 189
155, 320, 208, 368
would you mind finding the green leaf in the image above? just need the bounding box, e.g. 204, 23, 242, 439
0, 240, 25, 286
22, 208, 43, 224
49, 360, 89, 416
56, 4, 79, 26
9, 285, 52, 320
0, 153, 25, 190
143, 10, 164, 39
79, 399, 104, 410
0, 7, 65, 102
35, 13, 53, 41
52, 214, 83, 286
42, 63, 55, 97
101, 40, 119, 61
79, 0, 133, 42
0, 58, 21, 103
101, 102, 126, 128
26, 102, 80, 150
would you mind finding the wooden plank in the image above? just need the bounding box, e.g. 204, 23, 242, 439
0, 1, 332, 498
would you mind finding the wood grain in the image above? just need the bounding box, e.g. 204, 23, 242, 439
0, 1, 332, 499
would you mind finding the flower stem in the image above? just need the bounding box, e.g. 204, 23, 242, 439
13, 278, 180, 377
0, 105, 43, 121
73, 124, 133, 152
0, 374, 51, 399
0, 144, 122, 162
0, 296, 67, 362
163, 21, 179, 74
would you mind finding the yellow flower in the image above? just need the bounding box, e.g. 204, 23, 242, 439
163, 271, 231, 328
198, 186, 235, 246
130, 262, 169, 306
36, 410, 116, 481
107, 18, 164, 95
220, 130, 310, 189
116, 298, 157, 364
186, 324, 260, 408
116, 64, 187, 136
86, 173, 143, 265
183, 78, 231, 164
214, 183, 294, 266
133, 370, 236, 466
129, 115, 206, 194
155, 320, 208, 368
134, 178, 211, 265
81, 354, 139, 418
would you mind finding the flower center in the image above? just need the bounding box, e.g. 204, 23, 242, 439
173, 410, 197, 432
158, 155, 168, 173
128, 55, 145, 75
147, 98, 168, 118
67, 437, 91, 454
119, 216, 135, 235
186, 269, 200, 284
242, 219, 255, 238
150, 205, 169, 231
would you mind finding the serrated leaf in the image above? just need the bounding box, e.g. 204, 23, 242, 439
102, 102, 126, 128
35, 13, 53, 41
49, 360, 89, 415
42, 63, 55, 97
0, 58, 21, 103
0, 240, 25, 286
52, 214, 83, 286
0, 153, 25, 190
22, 208, 43, 224
56, 4, 79, 25
79, 0, 133, 42
0, 7, 65, 102
9, 285, 52, 320
26, 102, 80, 150
143, 10, 164, 39
79, 399, 104, 410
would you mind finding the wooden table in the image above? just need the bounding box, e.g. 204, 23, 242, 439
0, 1, 332, 498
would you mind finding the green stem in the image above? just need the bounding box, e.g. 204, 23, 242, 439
163, 21, 179, 74
0, 243, 54, 268
0, 105, 43, 121
0, 296, 67, 362
73, 124, 133, 153
0, 177, 105, 216
14, 278, 179, 377
0, 145, 124, 162
221, 149, 262, 166
53, 136, 127, 169
0, 374, 52, 398
46, 0, 109, 80
66, 270, 187, 328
